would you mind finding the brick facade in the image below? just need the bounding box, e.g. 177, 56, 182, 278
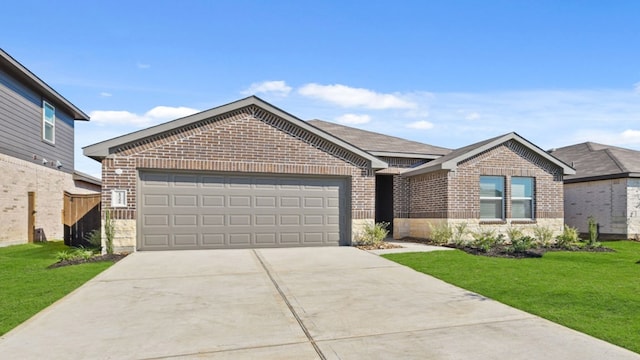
396, 140, 566, 239
100, 105, 376, 250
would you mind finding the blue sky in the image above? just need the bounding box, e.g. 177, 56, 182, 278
3, 1, 640, 178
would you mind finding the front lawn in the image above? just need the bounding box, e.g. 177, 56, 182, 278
383, 241, 640, 354
0, 241, 115, 335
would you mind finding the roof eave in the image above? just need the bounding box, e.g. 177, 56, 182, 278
564, 172, 639, 184
83, 96, 388, 169
0, 48, 89, 121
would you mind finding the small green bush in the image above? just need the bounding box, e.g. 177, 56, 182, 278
83, 229, 102, 250
533, 226, 554, 247
587, 216, 600, 247
356, 221, 389, 246
54, 250, 76, 262
54, 248, 95, 262
104, 209, 115, 254
470, 230, 504, 252
509, 236, 536, 253
556, 225, 580, 249
451, 223, 469, 246
506, 227, 524, 243
429, 222, 453, 245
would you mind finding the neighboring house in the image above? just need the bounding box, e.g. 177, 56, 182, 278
83, 96, 574, 252
0, 49, 99, 246
549, 142, 640, 240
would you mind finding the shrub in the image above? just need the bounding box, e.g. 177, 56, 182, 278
104, 209, 115, 255
429, 222, 453, 245
470, 230, 504, 253
356, 221, 389, 246
587, 216, 600, 247
556, 225, 580, 249
506, 227, 524, 243
83, 229, 102, 250
54, 250, 76, 262
509, 236, 536, 253
533, 226, 554, 247
451, 223, 469, 246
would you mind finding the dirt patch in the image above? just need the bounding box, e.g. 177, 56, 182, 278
48, 253, 128, 269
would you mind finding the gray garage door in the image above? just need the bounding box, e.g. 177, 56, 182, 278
138, 171, 349, 250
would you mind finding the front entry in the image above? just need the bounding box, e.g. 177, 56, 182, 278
375, 175, 394, 234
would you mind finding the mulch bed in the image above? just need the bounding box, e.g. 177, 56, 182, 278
48, 253, 128, 269
394, 237, 614, 258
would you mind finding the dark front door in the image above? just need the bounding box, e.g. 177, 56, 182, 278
375, 175, 394, 234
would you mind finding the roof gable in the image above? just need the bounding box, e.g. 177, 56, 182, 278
83, 96, 387, 169
403, 132, 576, 177
550, 142, 640, 181
0, 48, 89, 121
308, 120, 451, 159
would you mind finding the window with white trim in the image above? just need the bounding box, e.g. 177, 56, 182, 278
511, 177, 534, 219
42, 101, 55, 143
111, 190, 127, 207
479, 176, 504, 219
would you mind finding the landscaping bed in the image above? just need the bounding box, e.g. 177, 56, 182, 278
48, 253, 128, 269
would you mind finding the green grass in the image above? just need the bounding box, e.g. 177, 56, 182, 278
0, 241, 114, 335
383, 241, 640, 354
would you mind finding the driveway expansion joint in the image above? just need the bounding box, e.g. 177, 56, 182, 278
252, 249, 327, 360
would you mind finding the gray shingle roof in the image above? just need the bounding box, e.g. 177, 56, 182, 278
549, 142, 640, 182
307, 120, 451, 158
403, 132, 575, 177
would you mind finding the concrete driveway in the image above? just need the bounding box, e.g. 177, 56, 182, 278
1, 247, 638, 359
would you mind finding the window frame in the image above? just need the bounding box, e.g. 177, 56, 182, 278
479, 175, 505, 220
511, 177, 535, 220
42, 100, 55, 144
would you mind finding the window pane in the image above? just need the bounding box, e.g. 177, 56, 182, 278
44, 123, 54, 142
512, 177, 532, 198
480, 199, 503, 219
480, 176, 503, 197
44, 103, 55, 123
512, 199, 532, 219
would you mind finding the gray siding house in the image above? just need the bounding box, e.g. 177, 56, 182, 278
0, 48, 99, 246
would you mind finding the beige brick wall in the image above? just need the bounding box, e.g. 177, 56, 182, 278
100, 106, 376, 249
394, 218, 563, 240
0, 153, 98, 246
564, 178, 630, 237
627, 179, 640, 239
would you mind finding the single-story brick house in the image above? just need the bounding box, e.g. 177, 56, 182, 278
549, 142, 640, 240
84, 96, 575, 252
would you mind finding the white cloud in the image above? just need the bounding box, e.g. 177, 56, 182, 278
298, 83, 416, 109
406, 120, 434, 130
634, 82, 640, 94
89, 106, 199, 127
242, 80, 292, 96
465, 112, 480, 120
335, 114, 371, 125
100, 92, 112, 97
137, 62, 151, 69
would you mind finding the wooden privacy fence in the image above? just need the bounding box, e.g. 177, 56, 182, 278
63, 191, 101, 247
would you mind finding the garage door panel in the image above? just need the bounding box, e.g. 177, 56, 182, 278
174, 195, 197, 207
139, 171, 348, 250
229, 233, 251, 245
202, 215, 225, 226
202, 195, 224, 207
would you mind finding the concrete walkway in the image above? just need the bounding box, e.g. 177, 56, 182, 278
1, 247, 638, 359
